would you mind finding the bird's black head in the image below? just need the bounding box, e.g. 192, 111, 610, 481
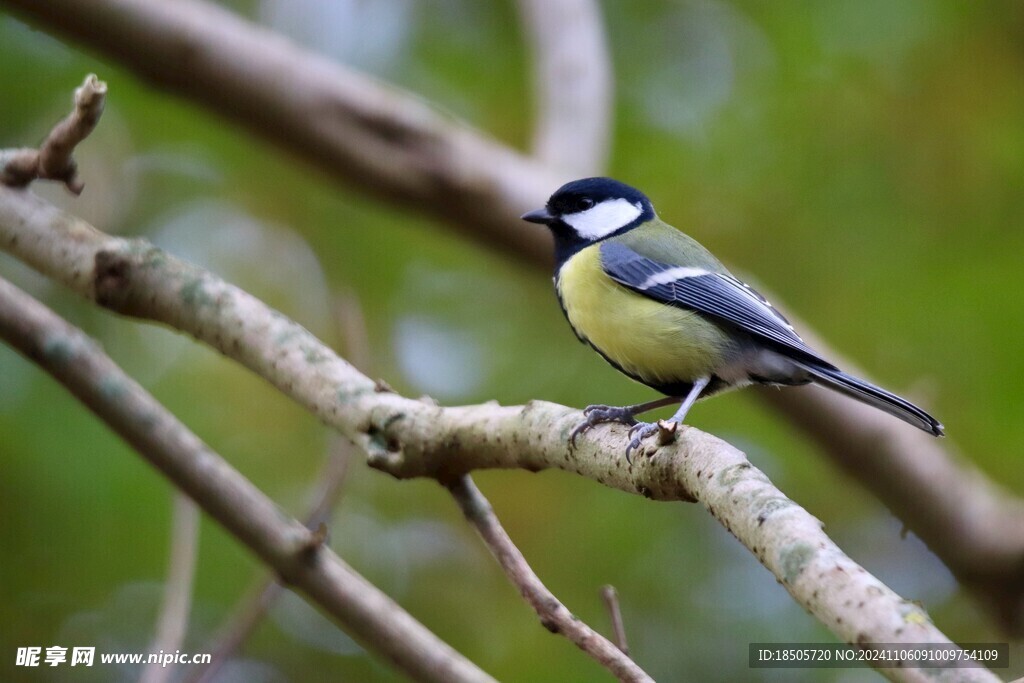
521, 178, 655, 265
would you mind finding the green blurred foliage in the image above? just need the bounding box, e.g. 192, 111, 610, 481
1, 1, 1022, 681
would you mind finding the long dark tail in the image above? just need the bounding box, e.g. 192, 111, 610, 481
794, 362, 944, 437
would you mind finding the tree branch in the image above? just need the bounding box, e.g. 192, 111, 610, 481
600, 585, 629, 656
0, 0, 563, 266
516, 0, 612, 175
0, 273, 495, 683
190, 442, 353, 683
447, 475, 651, 682
191, 290, 368, 683
0, 73, 105, 194
0, 189, 1000, 682
3, 1, 1019, 630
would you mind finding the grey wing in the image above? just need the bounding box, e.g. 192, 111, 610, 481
600, 241, 837, 369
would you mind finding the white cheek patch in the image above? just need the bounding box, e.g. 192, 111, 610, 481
637, 267, 709, 289
562, 199, 643, 240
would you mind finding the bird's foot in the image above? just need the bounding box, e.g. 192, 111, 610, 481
625, 420, 681, 463
570, 404, 639, 447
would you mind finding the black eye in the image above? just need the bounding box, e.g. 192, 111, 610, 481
576, 197, 594, 211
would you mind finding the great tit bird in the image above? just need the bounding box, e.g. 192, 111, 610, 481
522, 177, 944, 458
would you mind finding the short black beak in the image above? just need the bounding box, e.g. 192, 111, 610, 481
521, 207, 554, 225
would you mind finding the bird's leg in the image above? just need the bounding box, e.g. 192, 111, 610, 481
626, 376, 710, 462
569, 396, 680, 446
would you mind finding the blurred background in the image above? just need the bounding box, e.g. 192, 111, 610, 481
1, 0, 1022, 681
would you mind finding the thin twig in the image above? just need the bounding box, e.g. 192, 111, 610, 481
0, 190, 1004, 682
140, 494, 201, 683
600, 585, 629, 655
189, 289, 370, 683
0, 74, 106, 194
1, 0, 562, 265
447, 475, 652, 683
516, 0, 612, 175
333, 288, 372, 372
0, 275, 495, 683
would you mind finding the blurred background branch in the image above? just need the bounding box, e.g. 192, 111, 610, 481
0, 0, 561, 265
447, 474, 652, 682
191, 441, 353, 683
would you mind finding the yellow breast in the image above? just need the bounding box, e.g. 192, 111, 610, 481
557, 245, 730, 388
